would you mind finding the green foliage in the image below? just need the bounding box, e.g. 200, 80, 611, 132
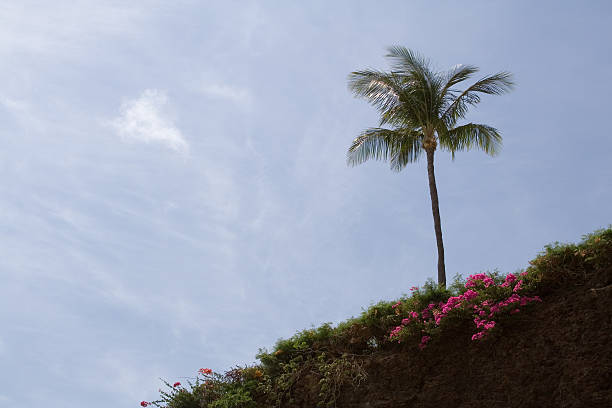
149, 367, 262, 408
411, 278, 455, 304
165, 388, 200, 408
447, 272, 469, 295
317, 353, 367, 407
528, 226, 612, 288
208, 387, 255, 408
151, 379, 202, 408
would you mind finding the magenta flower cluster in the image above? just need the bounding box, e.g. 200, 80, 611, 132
389, 271, 542, 348
418, 335, 431, 350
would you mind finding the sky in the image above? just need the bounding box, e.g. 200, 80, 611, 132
0, 1, 610, 407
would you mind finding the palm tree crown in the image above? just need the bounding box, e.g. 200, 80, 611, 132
347, 46, 513, 286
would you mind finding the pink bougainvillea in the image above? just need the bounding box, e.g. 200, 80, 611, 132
418, 335, 431, 350
389, 325, 402, 340
390, 271, 543, 347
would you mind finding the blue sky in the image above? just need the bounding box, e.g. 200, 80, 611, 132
0, 1, 610, 407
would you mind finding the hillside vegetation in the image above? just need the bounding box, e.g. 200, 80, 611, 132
141, 227, 612, 408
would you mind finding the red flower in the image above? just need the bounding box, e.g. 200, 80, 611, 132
173, 382, 181, 387
199, 368, 213, 375
140, 402, 149, 407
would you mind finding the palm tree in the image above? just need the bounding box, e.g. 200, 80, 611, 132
347, 47, 513, 287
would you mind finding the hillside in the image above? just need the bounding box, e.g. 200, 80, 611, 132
143, 228, 612, 408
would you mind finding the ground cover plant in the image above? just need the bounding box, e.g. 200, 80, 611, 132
140, 227, 612, 408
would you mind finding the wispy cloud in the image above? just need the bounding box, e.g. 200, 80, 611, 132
111, 89, 188, 153
0, 96, 27, 112
0, 96, 41, 130
199, 82, 253, 108
0, 2, 144, 59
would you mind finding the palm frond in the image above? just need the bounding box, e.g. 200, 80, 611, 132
440, 123, 503, 157
386, 46, 448, 125
389, 130, 424, 171
348, 69, 402, 113
379, 97, 426, 128
441, 72, 514, 126
347, 127, 423, 170
385, 46, 430, 77
439, 64, 479, 108
443, 64, 479, 89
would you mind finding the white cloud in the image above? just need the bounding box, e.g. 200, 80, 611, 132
112, 89, 188, 153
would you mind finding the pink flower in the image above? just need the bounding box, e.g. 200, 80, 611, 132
513, 280, 523, 292
410, 286, 419, 291
173, 382, 181, 387
520, 271, 528, 277
401, 318, 411, 325
471, 331, 486, 341
418, 335, 431, 350
465, 273, 488, 288
140, 402, 149, 407
434, 312, 443, 325
484, 321, 496, 330
462, 289, 479, 301
391, 301, 401, 309
510, 309, 520, 314
389, 326, 402, 339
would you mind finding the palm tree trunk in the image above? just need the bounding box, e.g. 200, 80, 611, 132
425, 148, 446, 287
